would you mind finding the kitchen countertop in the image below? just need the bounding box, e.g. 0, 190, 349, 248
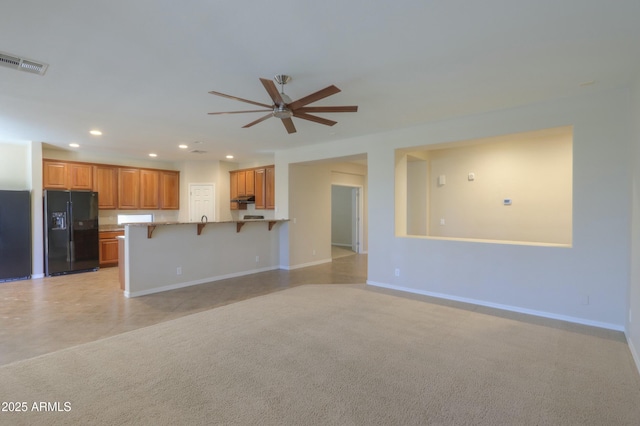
124, 219, 288, 226
123, 219, 289, 238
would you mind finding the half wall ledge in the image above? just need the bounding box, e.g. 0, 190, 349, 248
125, 220, 289, 238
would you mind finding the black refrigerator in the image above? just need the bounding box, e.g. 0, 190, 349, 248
44, 190, 99, 276
0, 190, 32, 282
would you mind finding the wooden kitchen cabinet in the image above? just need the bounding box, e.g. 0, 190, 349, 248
229, 170, 246, 210
232, 170, 256, 198
99, 230, 123, 267
245, 170, 255, 196
44, 159, 179, 211
265, 166, 275, 209
140, 169, 160, 209
254, 168, 265, 209
68, 163, 93, 190
160, 171, 180, 209
118, 168, 140, 209
234, 165, 274, 210
237, 170, 246, 196
43, 160, 93, 190
43, 161, 68, 189
93, 165, 118, 209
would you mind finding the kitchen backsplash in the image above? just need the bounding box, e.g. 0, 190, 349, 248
98, 210, 179, 225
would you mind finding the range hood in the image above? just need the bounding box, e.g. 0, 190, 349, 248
231, 195, 255, 203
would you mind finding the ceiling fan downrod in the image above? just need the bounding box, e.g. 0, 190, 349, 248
274, 74, 292, 105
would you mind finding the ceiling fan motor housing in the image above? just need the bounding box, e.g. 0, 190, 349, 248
273, 105, 293, 118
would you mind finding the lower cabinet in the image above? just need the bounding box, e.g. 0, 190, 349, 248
99, 231, 124, 267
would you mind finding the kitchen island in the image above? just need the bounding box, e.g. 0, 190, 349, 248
120, 219, 287, 297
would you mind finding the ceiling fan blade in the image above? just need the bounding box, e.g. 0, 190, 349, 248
281, 118, 297, 134
242, 113, 273, 128
292, 111, 337, 127
208, 109, 272, 115
259, 78, 284, 106
208, 90, 272, 109
296, 106, 358, 113
288, 85, 341, 110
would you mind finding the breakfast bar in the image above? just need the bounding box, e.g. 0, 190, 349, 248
120, 219, 287, 297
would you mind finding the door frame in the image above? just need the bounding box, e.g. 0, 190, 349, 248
331, 184, 364, 254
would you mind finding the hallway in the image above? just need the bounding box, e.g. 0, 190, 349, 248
0, 253, 367, 366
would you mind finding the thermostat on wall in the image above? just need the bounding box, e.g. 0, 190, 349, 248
503, 199, 512, 205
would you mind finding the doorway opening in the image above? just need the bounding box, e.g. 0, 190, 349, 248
331, 184, 363, 258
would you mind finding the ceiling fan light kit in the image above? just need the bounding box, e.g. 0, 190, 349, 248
208, 74, 358, 134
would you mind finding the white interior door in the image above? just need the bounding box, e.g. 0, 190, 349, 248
189, 184, 215, 222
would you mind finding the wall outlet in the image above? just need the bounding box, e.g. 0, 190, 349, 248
440, 218, 445, 226
255, 255, 259, 262
176, 266, 182, 275
312, 249, 316, 256
395, 268, 400, 277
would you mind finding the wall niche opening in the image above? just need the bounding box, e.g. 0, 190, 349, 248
395, 126, 573, 246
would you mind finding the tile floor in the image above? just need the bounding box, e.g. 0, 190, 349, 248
0, 249, 367, 366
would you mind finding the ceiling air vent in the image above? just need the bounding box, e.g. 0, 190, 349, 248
190, 149, 207, 154
0, 51, 48, 75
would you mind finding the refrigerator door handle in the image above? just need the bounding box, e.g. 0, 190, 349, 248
67, 201, 75, 262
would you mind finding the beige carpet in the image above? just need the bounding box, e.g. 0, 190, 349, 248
1, 285, 639, 425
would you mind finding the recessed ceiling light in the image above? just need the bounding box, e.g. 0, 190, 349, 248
149, 153, 157, 158
69, 143, 80, 148
226, 155, 234, 159
178, 144, 188, 149
89, 130, 102, 136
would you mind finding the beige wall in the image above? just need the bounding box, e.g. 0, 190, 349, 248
278, 87, 630, 330
401, 126, 572, 245
0, 142, 30, 190
288, 164, 333, 267
628, 74, 640, 368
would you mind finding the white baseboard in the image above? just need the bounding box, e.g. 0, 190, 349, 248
367, 281, 625, 332
125, 266, 280, 298
627, 334, 640, 376
280, 258, 332, 271
331, 243, 352, 248
31, 273, 45, 279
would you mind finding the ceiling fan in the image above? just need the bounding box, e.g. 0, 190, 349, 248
208, 75, 358, 134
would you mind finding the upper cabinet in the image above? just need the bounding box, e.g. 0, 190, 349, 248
232, 169, 256, 197
245, 169, 255, 196
44, 160, 93, 190
118, 168, 140, 209
265, 166, 275, 209
44, 159, 179, 211
160, 171, 180, 210
140, 169, 160, 209
43, 161, 68, 189
254, 168, 265, 209
68, 163, 93, 190
230, 165, 274, 210
93, 165, 118, 209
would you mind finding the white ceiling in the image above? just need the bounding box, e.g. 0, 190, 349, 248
1, 0, 639, 163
